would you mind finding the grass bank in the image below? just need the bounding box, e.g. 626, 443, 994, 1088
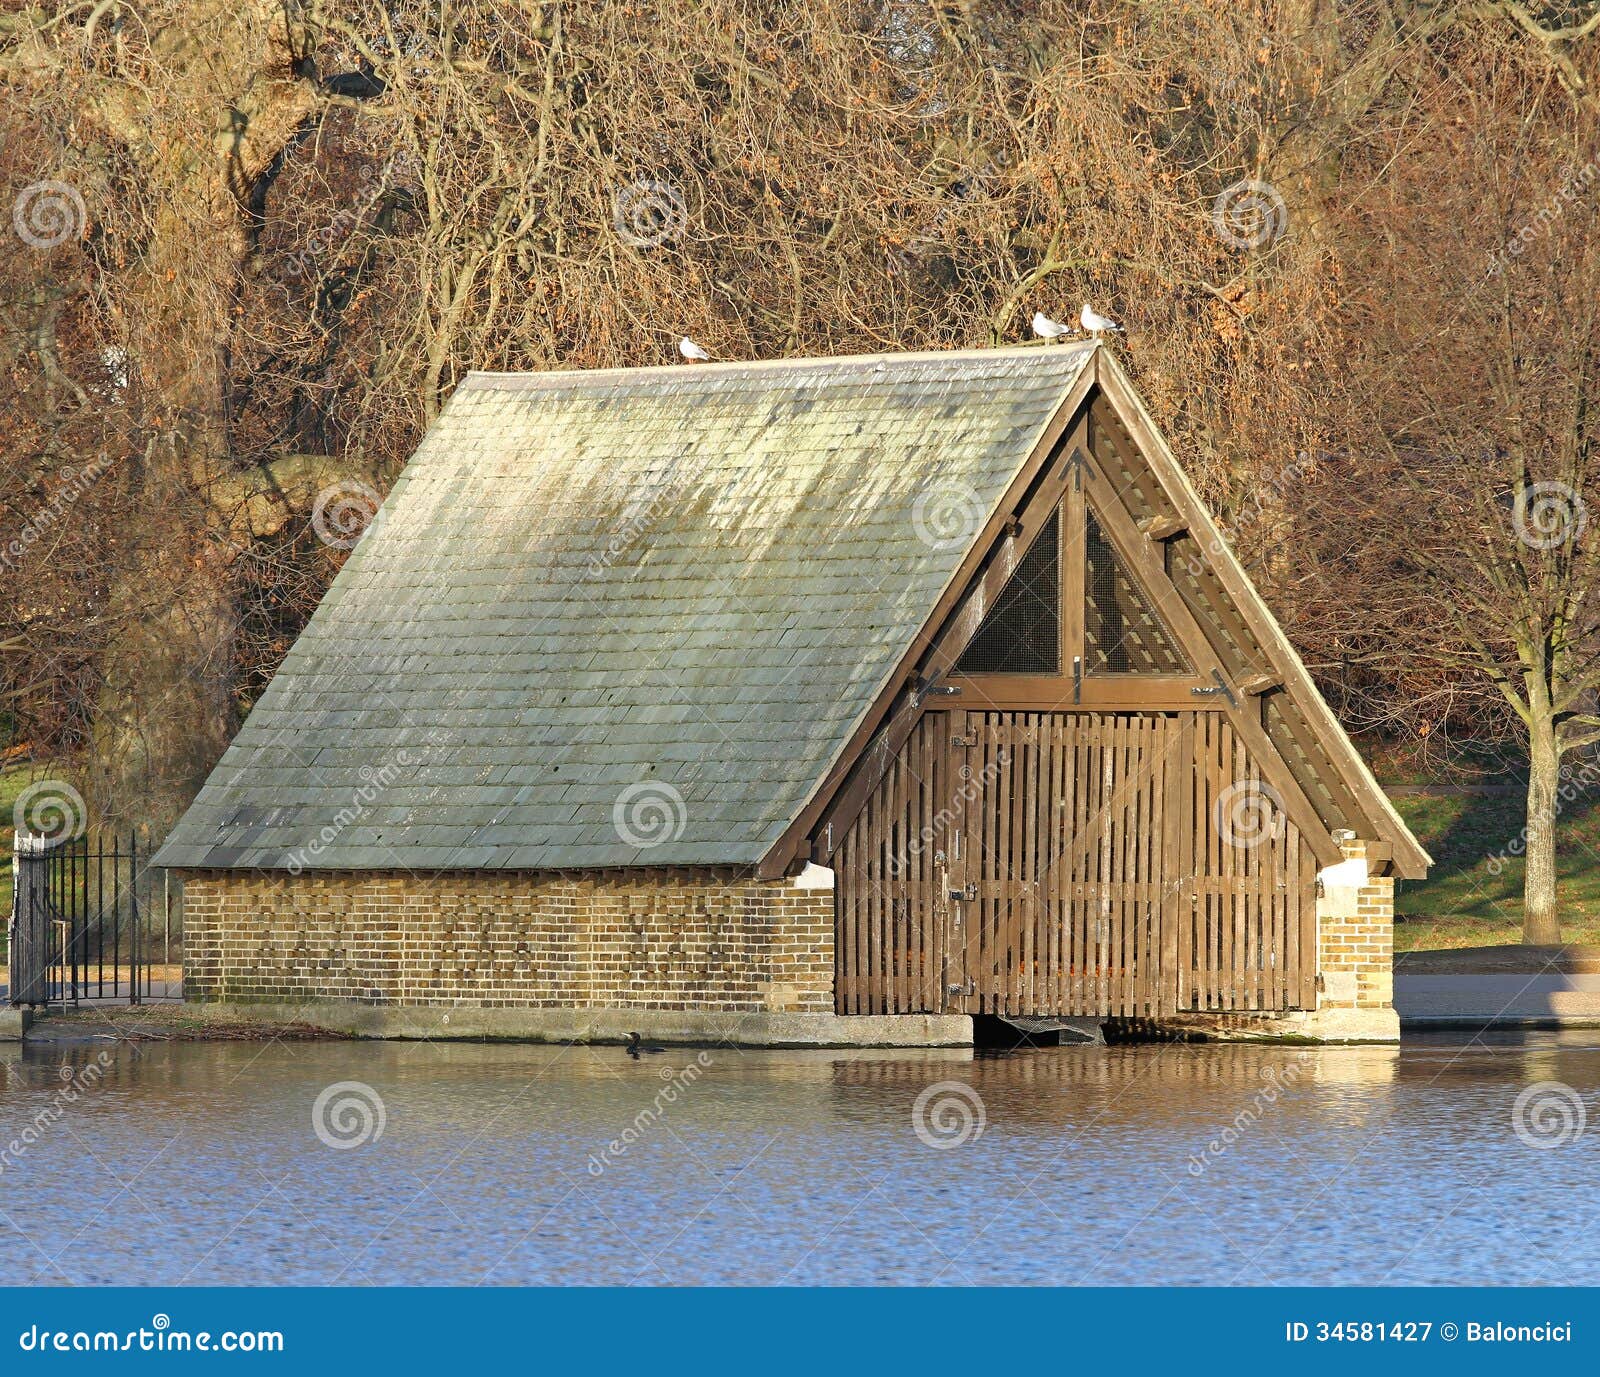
1388, 790, 1600, 950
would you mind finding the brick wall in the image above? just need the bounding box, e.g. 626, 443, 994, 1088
179, 869, 835, 1012
1315, 840, 1394, 1012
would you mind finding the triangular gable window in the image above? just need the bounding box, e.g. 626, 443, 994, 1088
1084, 508, 1190, 674
953, 510, 1059, 674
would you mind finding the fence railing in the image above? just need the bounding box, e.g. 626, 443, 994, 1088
8, 831, 181, 1006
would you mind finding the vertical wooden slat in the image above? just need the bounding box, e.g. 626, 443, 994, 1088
914, 715, 930, 1011
866, 784, 882, 1014
1233, 725, 1250, 1012
835, 827, 850, 1013
1119, 717, 1133, 1016
1078, 715, 1095, 1016
964, 713, 984, 1015
1043, 713, 1054, 1013
1157, 715, 1178, 1015
1300, 832, 1318, 1010
1280, 806, 1293, 1012
894, 744, 906, 1014
1046, 716, 1063, 1013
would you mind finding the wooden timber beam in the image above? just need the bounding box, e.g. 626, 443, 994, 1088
1079, 460, 1344, 869
1237, 671, 1283, 696
1139, 513, 1187, 540
944, 673, 1216, 712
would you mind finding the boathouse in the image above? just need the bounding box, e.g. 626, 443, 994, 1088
154, 343, 1427, 1043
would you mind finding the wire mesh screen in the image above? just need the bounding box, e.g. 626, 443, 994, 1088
1084, 509, 1190, 674
953, 510, 1060, 674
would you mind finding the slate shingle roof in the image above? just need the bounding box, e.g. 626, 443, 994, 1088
154, 344, 1097, 871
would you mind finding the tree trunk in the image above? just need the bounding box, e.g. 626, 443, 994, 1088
1523, 716, 1563, 946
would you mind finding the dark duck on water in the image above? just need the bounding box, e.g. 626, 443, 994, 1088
627, 1032, 666, 1059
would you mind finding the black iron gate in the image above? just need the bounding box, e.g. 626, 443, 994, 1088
9, 832, 178, 1006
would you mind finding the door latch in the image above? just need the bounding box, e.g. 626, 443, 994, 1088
948, 884, 978, 902
1190, 667, 1239, 707
947, 979, 977, 997
950, 732, 977, 748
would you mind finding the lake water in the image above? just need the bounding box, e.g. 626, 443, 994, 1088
2, 1032, 1597, 1286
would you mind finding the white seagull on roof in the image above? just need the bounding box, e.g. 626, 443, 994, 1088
678, 336, 711, 362
1031, 311, 1073, 341
1080, 303, 1122, 336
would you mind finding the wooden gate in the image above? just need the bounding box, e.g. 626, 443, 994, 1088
834, 709, 1316, 1018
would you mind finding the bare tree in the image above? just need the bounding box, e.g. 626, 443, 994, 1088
2, 0, 1594, 869
1306, 23, 1600, 943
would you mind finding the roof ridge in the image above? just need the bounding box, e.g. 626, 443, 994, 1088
463, 340, 1100, 388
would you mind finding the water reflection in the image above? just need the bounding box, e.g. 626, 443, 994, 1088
0, 1034, 1595, 1286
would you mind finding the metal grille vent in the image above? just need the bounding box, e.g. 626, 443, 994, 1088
953, 510, 1060, 674
1084, 509, 1189, 674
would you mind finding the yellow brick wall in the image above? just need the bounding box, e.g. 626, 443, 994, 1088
1316, 841, 1394, 1011
179, 869, 835, 1013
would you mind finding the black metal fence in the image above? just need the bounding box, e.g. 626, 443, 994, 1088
9, 831, 180, 1006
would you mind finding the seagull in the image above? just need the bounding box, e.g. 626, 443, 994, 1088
1080, 303, 1122, 336
678, 336, 710, 362
1031, 311, 1073, 341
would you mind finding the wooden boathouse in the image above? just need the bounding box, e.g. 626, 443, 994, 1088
154, 342, 1426, 1043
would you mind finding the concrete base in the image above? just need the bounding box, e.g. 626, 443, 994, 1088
0, 1008, 33, 1041
1145, 1005, 1400, 1045
181, 1000, 975, 1048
